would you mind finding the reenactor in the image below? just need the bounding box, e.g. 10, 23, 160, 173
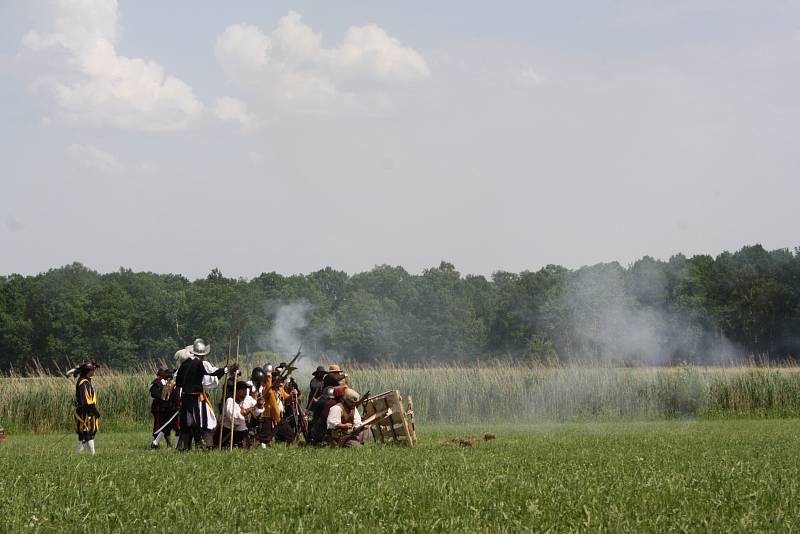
220, 381, 259, 448
326, 388, 370, 448
307, 366, 327, 410
307, 386, 338, 444
149, 367, 179, 449
174, 338, 237, 450
323, 364, 348, 388
69, 361, 100, 455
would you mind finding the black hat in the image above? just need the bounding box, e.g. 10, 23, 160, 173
67, 360, 97, 377
312, 366, 326, 377
157, 366, 172, 377
235, 381, 249, 391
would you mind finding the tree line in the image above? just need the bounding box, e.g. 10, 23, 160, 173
1, 244, 798, 370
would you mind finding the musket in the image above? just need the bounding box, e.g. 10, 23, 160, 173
360, 390, 393, 406
293, 397, 309, 440
335, 408, 393, 447
277, 345, 303, 381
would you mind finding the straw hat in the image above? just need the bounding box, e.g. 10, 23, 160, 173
327, 364, 342, 373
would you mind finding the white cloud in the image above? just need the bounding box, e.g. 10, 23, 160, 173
215, 11, 429, 115
68, 143, 122, 174
215, 24, 271, 82
21, 0, 204, 132
214, 96, 255, 127
332, 24, 430, 84
513, 65, 545, 88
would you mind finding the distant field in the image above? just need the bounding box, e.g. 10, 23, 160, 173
1, 420, 799, 532
3, 364, 800, 432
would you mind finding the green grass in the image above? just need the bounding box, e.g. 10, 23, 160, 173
2, 420, 799, 532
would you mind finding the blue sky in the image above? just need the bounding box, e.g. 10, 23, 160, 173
1, 1, 799, 279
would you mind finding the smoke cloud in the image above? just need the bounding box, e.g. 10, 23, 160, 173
559, 263, 741, 364
263, 301, 310, 355
259, 300, 326, 378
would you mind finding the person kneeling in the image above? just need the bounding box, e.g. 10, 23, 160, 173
326, 388, 370, 448
221, 382, 256, 449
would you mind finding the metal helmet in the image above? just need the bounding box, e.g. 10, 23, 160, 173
250, 367, 266, 386
263, 364, 274, 374
190, 338, 211, 356
323, 387, 335, 400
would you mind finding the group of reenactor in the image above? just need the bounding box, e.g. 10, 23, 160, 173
69, 338, 375, 454
146, 338, 371, 451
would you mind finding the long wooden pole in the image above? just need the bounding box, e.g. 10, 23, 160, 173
229, 332, 240, 450
218, 335, 232, 450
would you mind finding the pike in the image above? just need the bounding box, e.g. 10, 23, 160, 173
229, 332, 240, 451
217, 335, 233, 450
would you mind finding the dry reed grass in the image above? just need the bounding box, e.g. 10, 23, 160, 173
3, 363, 800, 432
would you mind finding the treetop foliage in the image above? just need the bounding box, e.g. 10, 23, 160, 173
1, 245, 799, 370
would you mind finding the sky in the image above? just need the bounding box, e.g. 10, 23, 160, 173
1, 0, 799, 280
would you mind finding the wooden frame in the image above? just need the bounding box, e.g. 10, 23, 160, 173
363, 390, 417, 446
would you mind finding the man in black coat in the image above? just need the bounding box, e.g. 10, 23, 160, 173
175, 338, 237, 450
149, 367, 178, 449
306, 366, 326, 410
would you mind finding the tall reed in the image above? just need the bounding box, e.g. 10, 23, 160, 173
3, 364, 800, 432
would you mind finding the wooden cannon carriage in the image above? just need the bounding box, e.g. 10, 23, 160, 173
362, 390, 417, 447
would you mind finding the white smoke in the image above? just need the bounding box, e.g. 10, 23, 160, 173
260, 300, 324, 380
558, 263, 742, 364
264, 301, 310, 355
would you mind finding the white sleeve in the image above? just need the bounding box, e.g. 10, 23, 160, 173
223, 398, 236, 426
225, 397, 245, 424
201, 361, 220, 389
354, 408, 362, 426
327, 405, 342, 430
241, 395, 263, 416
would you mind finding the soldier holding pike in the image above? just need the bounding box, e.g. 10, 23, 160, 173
174, 338, 238, 450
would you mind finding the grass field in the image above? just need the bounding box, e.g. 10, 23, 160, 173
2, 420, 799, 532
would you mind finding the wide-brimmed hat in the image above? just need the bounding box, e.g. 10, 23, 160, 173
190, 338, 211, 356
67, 361, 97, 377
327, 364, 342, 373
156, 366, 173, 377
312, 366, 326, 377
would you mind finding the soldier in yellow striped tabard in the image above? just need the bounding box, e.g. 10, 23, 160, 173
71, 361, 100, 455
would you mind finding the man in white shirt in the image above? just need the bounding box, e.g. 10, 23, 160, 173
221, 381, 260, 448
326, 388, 370, 448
